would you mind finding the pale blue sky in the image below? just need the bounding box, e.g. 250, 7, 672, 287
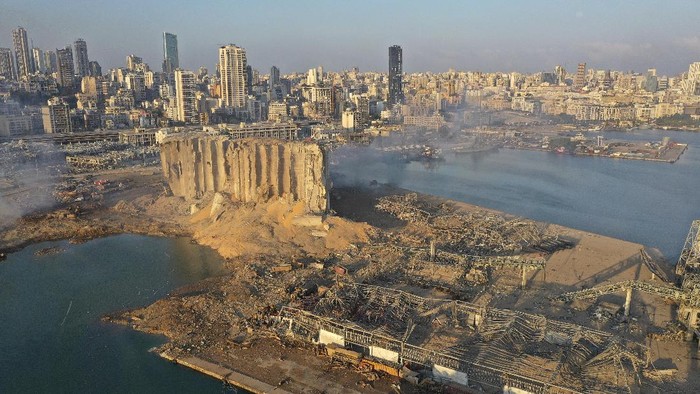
1, 0, 700, 76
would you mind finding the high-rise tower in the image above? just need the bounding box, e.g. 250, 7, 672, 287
175, 69, 197, 123
573, 62, 586, 89
73, 39, 90, 77
56, 46, 75, 87
162, 32, 179, 74
44, 50, 58, 73
126, 54, 143, 71
270, 66, 280, 86
12, 27, 34, 79
388, 45, 404, 106
0, 48, 14, 80
32, 48, 45, 73
218, 44, 247, 110
89, 61, 101, 76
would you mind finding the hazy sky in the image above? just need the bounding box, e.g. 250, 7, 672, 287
2, 0, 700, 76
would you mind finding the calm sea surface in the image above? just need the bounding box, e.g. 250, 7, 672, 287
0, 235, 226, 393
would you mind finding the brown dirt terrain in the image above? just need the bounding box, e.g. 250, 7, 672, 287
1, 165, 368, 260
188, 196, 370, 260
0, 167, 186, 255
110, 185, 697, 392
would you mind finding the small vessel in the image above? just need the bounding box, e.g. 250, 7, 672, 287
375, 144, 444, 163
452, 144, 499, 154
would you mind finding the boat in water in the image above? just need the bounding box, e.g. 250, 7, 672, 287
374, 144, 444, 163
451, 144, 499, 154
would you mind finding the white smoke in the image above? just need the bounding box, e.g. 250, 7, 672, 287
0, 141, 65, 227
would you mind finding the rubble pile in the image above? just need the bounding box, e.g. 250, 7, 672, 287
0, 139, 162, 225
0, 140, 66, 174
362, 193, 568, 295
648, 321, 690, 342
53, 177, 129, 204
276, 282, 650, 393
64, 142, 160, 172
374, 193, 434, 222
116, 259, 339, 358
77, 185, 700, 393
0, 140, 161, 176
376, 193, 570, 255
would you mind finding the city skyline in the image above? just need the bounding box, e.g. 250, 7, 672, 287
2, 0, 700, 76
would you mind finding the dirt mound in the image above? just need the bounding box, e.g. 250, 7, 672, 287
112, 199, 139, 214
188, 193, 369, 259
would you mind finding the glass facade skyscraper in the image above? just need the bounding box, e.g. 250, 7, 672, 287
162, 32, 179, 74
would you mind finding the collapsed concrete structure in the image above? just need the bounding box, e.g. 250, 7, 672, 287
276, 283, 649, 393
160, 135, 329, 213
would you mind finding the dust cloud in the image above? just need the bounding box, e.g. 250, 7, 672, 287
0, 141, 65, 226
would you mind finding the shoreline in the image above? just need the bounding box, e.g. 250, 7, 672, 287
0, 168, 190, 257
1, 168, 691, 391
482, 124, 700, 134
502, 141, 687, 163
126, 185, 683, 393
159, 351, 291, 394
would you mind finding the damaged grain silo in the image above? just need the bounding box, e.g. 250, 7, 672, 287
160, 134, 329, 213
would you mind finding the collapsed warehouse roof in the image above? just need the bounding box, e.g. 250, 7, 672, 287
276, 283, 649, 393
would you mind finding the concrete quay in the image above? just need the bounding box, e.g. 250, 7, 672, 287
159, 351, 292, 394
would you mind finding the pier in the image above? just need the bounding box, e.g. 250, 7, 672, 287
159, 351, 292, 394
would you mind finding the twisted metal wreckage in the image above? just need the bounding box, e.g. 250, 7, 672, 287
558, 221, 700, 339
273, 283, 648, 394
262, 194, 697, 393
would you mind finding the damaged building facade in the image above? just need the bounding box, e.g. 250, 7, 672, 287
160, 134, 329, 213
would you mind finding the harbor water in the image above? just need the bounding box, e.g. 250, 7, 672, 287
332, 129, 700, 261
0, 235, 227, 393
